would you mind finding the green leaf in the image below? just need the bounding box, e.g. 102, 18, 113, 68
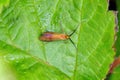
115, 0, 120, 56
108, 1, 120, 80
0, 41, 69, 80
0, 0, 10, 13
109, 65, 120, 80
0, 0, 115, 80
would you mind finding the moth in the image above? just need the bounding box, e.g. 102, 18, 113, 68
40, 24, 79, 49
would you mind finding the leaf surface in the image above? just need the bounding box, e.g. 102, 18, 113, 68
116, 0, 120, 56
0, 0, 115, 80
0, 0, 9, 13
108, 65, 120, 80
108, 0, 120, 80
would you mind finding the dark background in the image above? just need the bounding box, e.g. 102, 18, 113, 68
109, 0, 117, 10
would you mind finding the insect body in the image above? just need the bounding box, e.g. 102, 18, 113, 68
40, 24, 79, 49
40, 32, 69, 41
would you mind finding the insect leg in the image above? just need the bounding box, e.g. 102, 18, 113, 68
59, 20, 65, 33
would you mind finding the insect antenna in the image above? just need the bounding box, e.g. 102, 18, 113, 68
69, 38, 77, 50
69, 23, 80, 37
68, 23, 80, 50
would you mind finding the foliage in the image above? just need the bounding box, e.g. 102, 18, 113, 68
0, 0, 115, 80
